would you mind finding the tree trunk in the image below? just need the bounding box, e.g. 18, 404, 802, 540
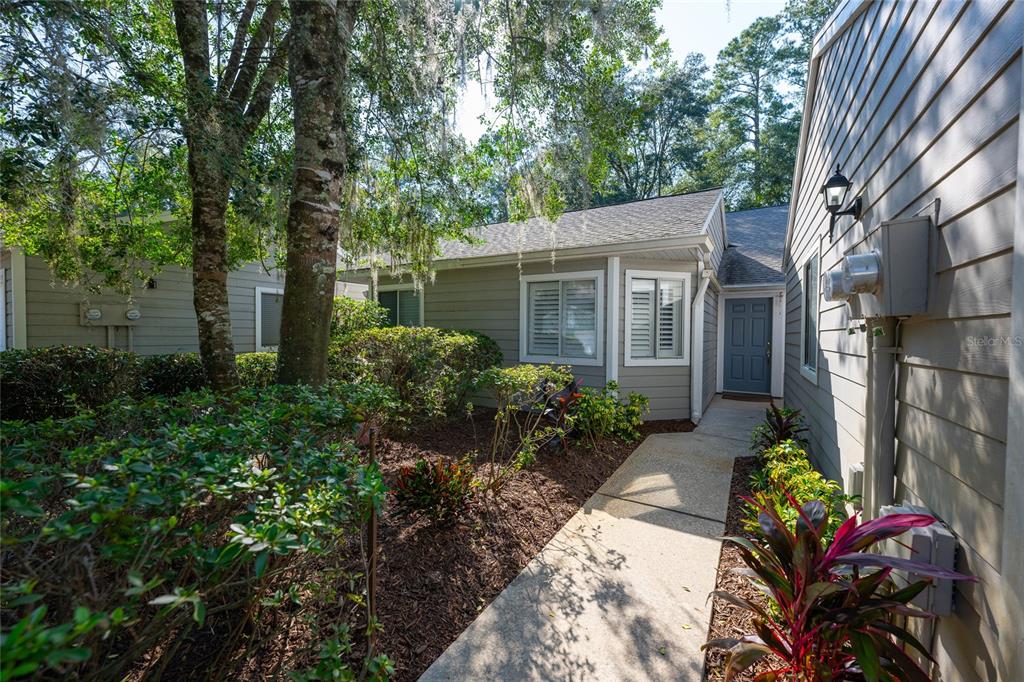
189, 166, 239, 390
172, 0, 286, 391
277, 0, 359, 385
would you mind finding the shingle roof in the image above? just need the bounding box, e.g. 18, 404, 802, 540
435, 188, 722, 261
719, 205, 789, 286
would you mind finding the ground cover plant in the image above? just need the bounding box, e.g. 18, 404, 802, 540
705, 497, 976, 680
0, 383, 396, 680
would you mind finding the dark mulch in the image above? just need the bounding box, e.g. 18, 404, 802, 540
374, 413, 696, 681
703, 455, 777, 681
124, 414, 694, 681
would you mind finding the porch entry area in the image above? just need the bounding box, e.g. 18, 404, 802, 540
723, 297, 772, 395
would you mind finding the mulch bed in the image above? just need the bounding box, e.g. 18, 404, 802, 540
124, 414, 695, 681
373, 412, 696, 681
703, 455, 776, 681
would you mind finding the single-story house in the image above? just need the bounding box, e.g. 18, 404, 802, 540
782, 0, 1022, 679
0, 249, 302, 354
343, 188, 792, 422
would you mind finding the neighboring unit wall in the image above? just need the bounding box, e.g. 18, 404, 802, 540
783, 1, 1021, 679
20, 254, 284, 355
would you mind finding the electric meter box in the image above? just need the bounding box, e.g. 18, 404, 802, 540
845, 216, 932, 319
79, 302, 143, 326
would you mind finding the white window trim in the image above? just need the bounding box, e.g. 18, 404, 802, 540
624, 269, 691, 367
0, 267, 6, 351
799, 252, 820, 384
376, 283, 424, 326
255, 286, 284, 352
518, 270, 605, 367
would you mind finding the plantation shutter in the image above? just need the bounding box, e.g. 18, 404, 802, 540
657, 279, 683, 357
397, 289, 420, 326
630, 278, 656, 358
562, 279, 597, 358
528, 281, 560, 356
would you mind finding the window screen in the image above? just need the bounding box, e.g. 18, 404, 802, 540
260, 290, 283, 348
803, 258, 818, 370
378, 289, 421, 326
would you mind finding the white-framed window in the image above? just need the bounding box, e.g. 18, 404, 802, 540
800, 255, 819, 382
519, 270, 604, 366
624, 269, 691, 366
377, 284, 423, 326
255, 286, 284, 351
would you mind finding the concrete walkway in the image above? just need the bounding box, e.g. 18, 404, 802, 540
419, 397, 767, 681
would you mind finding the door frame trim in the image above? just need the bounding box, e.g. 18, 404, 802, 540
717, 285, 785, 398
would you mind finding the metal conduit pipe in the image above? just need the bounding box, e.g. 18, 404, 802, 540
864, 316, 899, 518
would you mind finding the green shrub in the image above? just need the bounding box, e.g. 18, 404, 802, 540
236, 351, 278, 388
330, 296, 387, 339
137, 352, 206, 396
392, 457, 478, 523
0, 346, 140, 421
0, 383, 393, 679
745, 439, 853, 543
331, 327, 502, 426
572, 381, 650, 443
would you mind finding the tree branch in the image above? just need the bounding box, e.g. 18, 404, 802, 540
241, 33, 289, 141
172, 0, 212, 127
227, 0, 281, 108
218, 0, 259, 96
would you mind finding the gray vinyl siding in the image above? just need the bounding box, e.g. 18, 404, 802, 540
617, 258, 696, 421
20, 254, 284, 355
705, 199, 727, 273
783, 2, 1021, 679
703, 282, 718, 410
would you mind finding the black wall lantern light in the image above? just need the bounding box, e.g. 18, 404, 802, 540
821, 165, 863, 241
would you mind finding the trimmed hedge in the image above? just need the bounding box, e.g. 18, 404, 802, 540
138, 352, 207, 396
2, 328, 503, 424
0, 346, 140, 421
236, 352, 278, 388
2, 347, 276, 421
330, 327, 503, 426
330, 296, 387, 339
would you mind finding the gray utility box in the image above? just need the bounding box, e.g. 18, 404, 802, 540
845, 216, 932, 319
878, 504, 958, 616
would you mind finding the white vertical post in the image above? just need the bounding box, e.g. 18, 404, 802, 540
605, 256, 620, 387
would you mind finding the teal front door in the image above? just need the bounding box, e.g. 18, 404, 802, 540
724, 298, 772, 394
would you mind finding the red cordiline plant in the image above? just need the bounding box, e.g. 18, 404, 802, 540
705, 496, 977, 681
